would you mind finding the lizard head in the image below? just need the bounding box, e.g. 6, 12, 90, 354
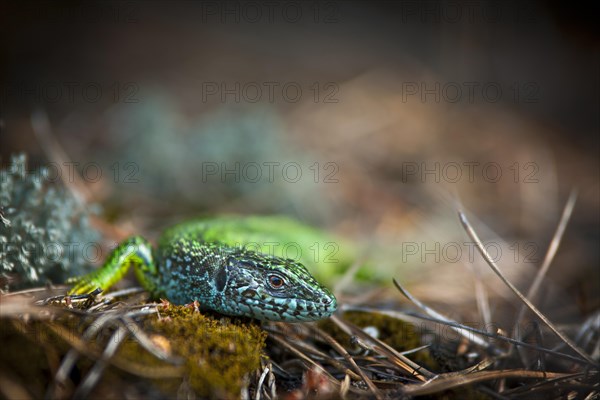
216, 248, 337, 322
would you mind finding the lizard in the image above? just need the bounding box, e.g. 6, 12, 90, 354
68, 216, 337, 322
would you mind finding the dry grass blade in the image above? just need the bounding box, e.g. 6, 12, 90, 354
255, 364, 270, 400
307, 324, 383, 400
266, 327, 361, 380
2, 286, 68, 298
47, 311, 119, 399
0, 370, 34, 400
73, 324, 129, 399
453, 196, 492, 329
513, 190, 578, 339
458, 211, 596, 365
500, 372, 597, 397
402, 369, 578, 396
472, 262, 492, 332
330, 314, 433, 381
120, 315, 182, 363
268, 333, 352, 395
44, 322, 184, 379
392, 278, 499, 354
374, 303, 592, 365
574, 311, 600, 355
348, 304, 594, 367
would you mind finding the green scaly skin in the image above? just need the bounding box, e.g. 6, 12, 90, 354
68, 216, 337, 322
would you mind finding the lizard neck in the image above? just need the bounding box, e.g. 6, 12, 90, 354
155, 239, 230, 308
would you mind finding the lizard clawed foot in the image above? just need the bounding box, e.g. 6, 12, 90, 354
67, 275, 104, 296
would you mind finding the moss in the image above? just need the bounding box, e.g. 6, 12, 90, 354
2, 303, 266, 399
123, 305, 267, 398
115, 336, 183, 395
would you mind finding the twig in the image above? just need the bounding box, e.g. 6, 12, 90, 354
402, 369, 578, 396
310, 326, 383, 400
513, 190, 577, 339
120, 315, 182, 363
458, 210, 596, 365
73, 324, 129, 399
330, 314, 433, 381
347, 305, 592, 365
265, 328, 361, 380
255, 364, 270, 400
392, 278, 499, 355
268, 334, 345, 391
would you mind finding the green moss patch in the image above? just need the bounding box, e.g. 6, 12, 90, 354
143, 305, 267, 397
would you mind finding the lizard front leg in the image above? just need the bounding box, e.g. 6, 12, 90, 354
67, 236, 156, 295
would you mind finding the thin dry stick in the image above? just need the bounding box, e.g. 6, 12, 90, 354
343, 303, 593, 366
584, 391, 599, 400
45, 321, 183, 379
402, 369, 575, 396
503, 372, 597, 397
255, 365, 270, 400
458, 211, 595, 365
47, 312, 118, 399
265, 329, 361, 380
73, 324, 129, 399
330, 315, 433, 381
268, 335, 349, 393
391, 279, 498, 354
308, 325, 383, 400
369, 304, 590, 365
0, 371, 34, 400
451, 193, 493, 332
120, 315, 182, 363
470, 262, 493, 332
513, 190, 578, 339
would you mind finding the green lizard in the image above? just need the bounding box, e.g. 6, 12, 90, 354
68, 216, 337, 322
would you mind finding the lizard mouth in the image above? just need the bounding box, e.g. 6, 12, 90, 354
237, 293, 337, 322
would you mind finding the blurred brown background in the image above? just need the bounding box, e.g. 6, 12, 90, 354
1, 1, 598, 318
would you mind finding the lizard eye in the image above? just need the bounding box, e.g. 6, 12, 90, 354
267, 274, 285, 289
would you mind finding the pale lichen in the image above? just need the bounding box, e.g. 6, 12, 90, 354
0, 153, 101, 290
